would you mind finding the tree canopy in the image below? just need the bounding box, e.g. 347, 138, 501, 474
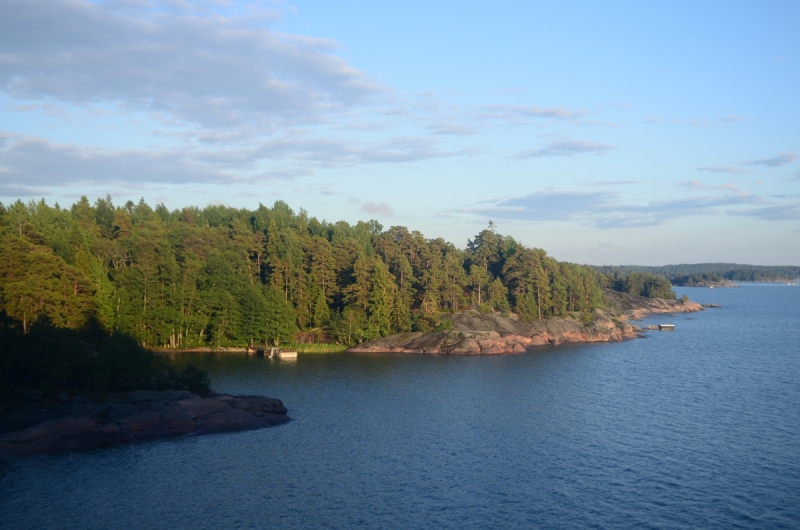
0, 197, 646, 349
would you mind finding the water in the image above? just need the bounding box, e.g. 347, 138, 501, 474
2, 285, 799, 528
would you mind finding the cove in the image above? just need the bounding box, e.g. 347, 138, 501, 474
2, 285, 799, 529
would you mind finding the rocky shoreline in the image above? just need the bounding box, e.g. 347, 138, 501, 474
348, 290, 704, 355
0, 390, 289, 457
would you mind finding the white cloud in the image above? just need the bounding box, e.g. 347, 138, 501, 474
645, 115, 744, 128
514, 140, 615, 159
0, 135, 228, 185
427, 123, 479, 136
460, 189, 768, 228
0, 132, 467, 188
584, 180, 641, 186
476, 104, 588, 123
0, 0, 383, 129
729, 204, 800, 221
697, 165, 753, 174
743, 152, 798, 167
678, 181, 743, 192
362, 201, 394, 217
0, 184, 48, 197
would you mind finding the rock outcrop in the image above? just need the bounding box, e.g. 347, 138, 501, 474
348, 311, 638, 355
602, 289, 704, 320
348, 290, 703, 355
0, 390, 289, 457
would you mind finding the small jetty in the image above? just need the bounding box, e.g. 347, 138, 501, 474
642, 324, 675, 331
248, 347, 298, 360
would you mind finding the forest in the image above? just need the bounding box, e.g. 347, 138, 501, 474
0, 197, 671, 350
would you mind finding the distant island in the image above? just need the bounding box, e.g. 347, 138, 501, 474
592, 263, 800, 286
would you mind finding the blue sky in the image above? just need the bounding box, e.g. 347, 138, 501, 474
1, 0, 798, 265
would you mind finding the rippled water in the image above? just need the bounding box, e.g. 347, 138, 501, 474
2, 285, 799, 529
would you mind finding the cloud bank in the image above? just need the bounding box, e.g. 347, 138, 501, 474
461, 189, 776, 228
0, 0, 382, 129
0, 132, 466, 186
743, 153, 798, 168
514, 140, 615, 159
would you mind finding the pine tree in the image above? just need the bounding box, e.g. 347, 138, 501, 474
367, 262, 395, 338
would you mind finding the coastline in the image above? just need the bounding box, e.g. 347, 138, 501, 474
152, 344, 348, 355
348, 291, 704, 355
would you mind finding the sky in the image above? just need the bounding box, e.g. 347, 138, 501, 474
1, 0, 798, 265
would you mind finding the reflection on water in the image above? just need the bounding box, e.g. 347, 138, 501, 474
2, 285, 800, 529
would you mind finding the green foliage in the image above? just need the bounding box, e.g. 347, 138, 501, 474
671, 273, 726, 286
331, 307, 368, 344
580, 310, 595, 326
0, 199, 616, 351
289, 342, 349, 353
434, 318, 454, 331
174, 364, 211, 397
263, 285, 296, 346
367, 262, 394, 339
599, 270, 676, 299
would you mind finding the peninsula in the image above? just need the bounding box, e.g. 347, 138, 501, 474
0, 390, 289, 457
348, 290, 703, 355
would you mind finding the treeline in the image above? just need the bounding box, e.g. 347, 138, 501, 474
0, 197, 619, 349
670, 273, 728, 287
594, 264, 800, 283
596, 271, 675, 299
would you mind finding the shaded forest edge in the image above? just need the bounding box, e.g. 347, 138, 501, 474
0, 312, 211, 405
0, 196, 676, 356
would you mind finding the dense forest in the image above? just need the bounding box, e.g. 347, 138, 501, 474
593, 264, 800, 284
0, 197, 670, 350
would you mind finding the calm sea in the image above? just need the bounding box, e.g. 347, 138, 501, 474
2, 285, 799, 529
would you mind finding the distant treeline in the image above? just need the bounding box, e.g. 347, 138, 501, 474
0, 197, 674, 350
669, 273, 729, 287
593, 264, 800, 285
595, 271, 675, 298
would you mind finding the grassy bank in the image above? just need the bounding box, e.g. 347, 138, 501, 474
289, 343, 349, 354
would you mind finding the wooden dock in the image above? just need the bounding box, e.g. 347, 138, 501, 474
642, 324, 675, 331
248, 347, 298, 360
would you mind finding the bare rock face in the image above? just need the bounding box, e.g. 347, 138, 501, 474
0, 391, 289, 457
348, 312, 639, 355
602, 289, 704, 320
348, 291, 702, 356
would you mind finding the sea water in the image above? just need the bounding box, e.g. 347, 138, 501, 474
2, 284, 799, 528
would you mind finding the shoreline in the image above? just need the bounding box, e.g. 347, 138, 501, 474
0, 390, 289, 458
153, 344, 348, 355
348, 291, 704, 355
